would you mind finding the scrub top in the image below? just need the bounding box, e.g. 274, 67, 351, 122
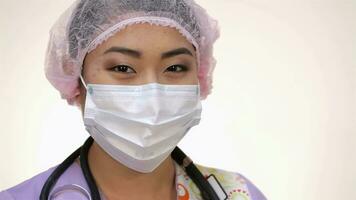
0, 161, 266, 200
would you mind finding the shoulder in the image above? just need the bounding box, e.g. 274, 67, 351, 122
0, 166, 55, 200
196, 164, 267, 200
0, 162, 85, 200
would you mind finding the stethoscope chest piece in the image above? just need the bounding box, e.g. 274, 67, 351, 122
49, 184, 91, 200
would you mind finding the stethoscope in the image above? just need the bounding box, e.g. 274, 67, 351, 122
39, 137, 228, 200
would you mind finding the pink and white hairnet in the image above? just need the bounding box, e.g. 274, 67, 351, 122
45, 0, 220, 105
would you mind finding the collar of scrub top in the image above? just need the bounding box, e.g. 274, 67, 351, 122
41, 137, 228, 200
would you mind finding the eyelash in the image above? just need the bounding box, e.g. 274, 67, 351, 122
165, 65, 188, 73
110, 64, 188, 73
110, 65, 136, 73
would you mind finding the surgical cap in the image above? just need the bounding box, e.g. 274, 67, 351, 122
45, 0, 220, 104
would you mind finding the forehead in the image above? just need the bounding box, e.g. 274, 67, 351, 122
93, 23, 196, 54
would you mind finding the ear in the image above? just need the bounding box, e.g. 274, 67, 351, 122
75, 80, 87, 114
74, 94, 82, 108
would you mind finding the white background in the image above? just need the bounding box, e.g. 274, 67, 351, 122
0, 0, 355, 200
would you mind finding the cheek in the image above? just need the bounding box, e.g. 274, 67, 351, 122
84, 67, 99, 80
82, 55, 110, 83
172, 65, 199, 85
178, 70, 199, 85
84, 66, 116, 85
190, 66, 199, 84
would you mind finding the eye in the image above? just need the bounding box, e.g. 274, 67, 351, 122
110, 65, 136, 73
165, 65, 188, 73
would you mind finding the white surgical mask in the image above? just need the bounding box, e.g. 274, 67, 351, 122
81, 79, 202, 173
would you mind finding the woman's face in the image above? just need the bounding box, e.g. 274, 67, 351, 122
77, 23, 199, 108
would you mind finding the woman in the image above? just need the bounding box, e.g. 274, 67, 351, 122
0, 0, 266, 199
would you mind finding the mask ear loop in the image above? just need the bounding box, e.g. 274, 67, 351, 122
79, 74, 88, 90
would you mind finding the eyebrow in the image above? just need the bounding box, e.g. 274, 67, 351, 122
161, 47, 194, 59
103, 46, 194, 59
104, 47, 141, 58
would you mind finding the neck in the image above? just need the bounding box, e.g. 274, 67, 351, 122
85, 142, 177, 200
